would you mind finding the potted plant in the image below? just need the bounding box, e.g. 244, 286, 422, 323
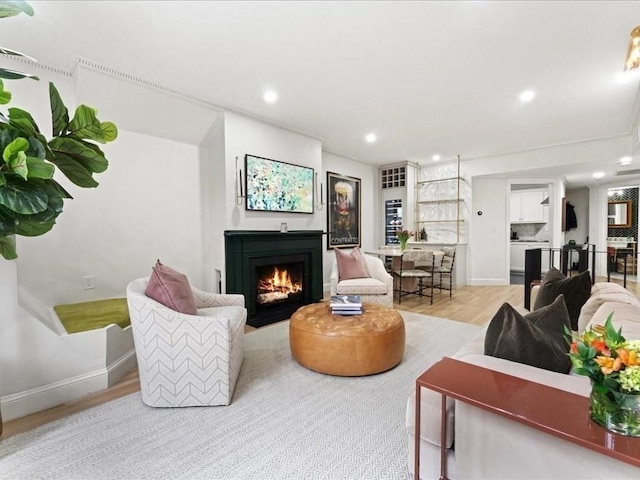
0, 0, 118, 435
0, 0, 118, 260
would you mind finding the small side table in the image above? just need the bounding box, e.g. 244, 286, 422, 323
414, 357, 640, 480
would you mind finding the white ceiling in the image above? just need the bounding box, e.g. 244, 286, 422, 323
4, 1, 640, 188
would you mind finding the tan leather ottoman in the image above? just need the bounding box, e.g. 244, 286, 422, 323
289, 302, 405, 376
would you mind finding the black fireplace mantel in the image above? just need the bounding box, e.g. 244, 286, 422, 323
224, 230, 323, 326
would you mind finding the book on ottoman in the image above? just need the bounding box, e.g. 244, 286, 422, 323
330, 295, 363, 315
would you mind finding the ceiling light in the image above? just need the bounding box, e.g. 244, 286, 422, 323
432, 155, 441, 161
263, 91, 278, 103
624, 26, 640, 72
519, 90, 535, 102
365, 133, 376, 143
593, 171, 605, 180
620, 156, 633, 166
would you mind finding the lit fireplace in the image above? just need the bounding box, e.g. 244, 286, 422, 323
257, 265, 303, 304
224, 230, 323, 328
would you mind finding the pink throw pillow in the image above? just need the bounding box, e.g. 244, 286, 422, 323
335, 247, 370, 280
145, 260, 197, 315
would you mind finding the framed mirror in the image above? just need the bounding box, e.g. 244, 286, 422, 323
607, 200, 631, 228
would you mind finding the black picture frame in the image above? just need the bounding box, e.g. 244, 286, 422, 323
327, 171, 361, 249
245, 154, 314, 214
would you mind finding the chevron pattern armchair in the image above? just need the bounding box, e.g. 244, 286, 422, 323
127, 278, 247, 407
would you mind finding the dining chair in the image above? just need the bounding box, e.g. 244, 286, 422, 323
431, 247, 456, 297
392, 249, 435, 304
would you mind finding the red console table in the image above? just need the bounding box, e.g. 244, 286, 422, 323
415, 357, 640, 480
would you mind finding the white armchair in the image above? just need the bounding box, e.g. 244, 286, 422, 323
330, 254, 394, 307
126, 278, 247, 407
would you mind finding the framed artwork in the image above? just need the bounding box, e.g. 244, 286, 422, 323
327, 172, 361, 249
244, 154, 314, 214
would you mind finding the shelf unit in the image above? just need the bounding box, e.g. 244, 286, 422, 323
415, 156, 468, 243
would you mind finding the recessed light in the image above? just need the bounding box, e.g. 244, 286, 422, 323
620, 156, 633, 166
432, 155, 441, 161
593, 171, 605, 180
263, 91, 278, 103
519, 90, 535, 102
365, 133, 376, 143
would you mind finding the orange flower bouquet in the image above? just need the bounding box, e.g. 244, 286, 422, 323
566, 313, 640, 436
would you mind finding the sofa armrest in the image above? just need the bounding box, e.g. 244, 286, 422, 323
192, 287, 245, 308
330, 260, 339, 296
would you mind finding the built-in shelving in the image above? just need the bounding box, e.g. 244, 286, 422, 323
415, 155, 469, 243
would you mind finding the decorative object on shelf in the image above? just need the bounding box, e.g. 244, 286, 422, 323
244, 154, 314, 214
420, 228, 427, 241
566, 314, 640, 436
396, 229, 414, 251
327, 171, 361, 249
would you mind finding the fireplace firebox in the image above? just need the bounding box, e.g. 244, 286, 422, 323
225, 230, 323, 327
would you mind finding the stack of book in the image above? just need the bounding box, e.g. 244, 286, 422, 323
330, 295, 363, 315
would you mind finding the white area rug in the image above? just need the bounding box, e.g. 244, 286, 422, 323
0, 311, 480, 480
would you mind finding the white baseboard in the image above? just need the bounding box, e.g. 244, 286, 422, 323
1, 349, 136, 422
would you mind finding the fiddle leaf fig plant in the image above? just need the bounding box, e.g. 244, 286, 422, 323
0, 1, 117, 259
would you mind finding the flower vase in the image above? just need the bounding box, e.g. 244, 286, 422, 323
399, 238, 408, 251
590, 386, 640, 437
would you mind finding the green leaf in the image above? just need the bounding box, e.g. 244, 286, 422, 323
3, 136, 28, 162
0, 68, 39, 81
8, 107, 40, 136
604, 313, 625, 344
0, 179, 48, 214
49, 82, 68, 137
25, 156, 54, 179
0, 172, 5, 187
0, 1, 34, 18
67, 105, 117, 143
0, 47, 36, 61
47, 152, 98, 188
48, 179, 73, 199
16, 217, 55, 236
0, 205, 18, 235
0, 235, 17, 260
0, 79, 11, 105
49, 136, 108, 173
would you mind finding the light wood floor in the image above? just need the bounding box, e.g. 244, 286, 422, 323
3, 278, 635, 439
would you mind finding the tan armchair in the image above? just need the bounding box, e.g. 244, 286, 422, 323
330, 254, 393, 307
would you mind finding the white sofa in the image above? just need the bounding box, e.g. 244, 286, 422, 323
406, 282, 640, 479
330, 254, 394, 308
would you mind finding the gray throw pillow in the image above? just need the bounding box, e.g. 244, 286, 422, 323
484, 294, 572, 374
533, 267, 591, 331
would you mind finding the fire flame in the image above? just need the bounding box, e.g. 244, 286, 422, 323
258, 267, 302, 298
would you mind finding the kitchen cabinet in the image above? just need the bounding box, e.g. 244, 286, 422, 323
510, 242, 550, 273
510, 190, 547, 223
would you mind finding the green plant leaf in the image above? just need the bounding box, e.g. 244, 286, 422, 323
48, 178, 73, 199
604, 313, 625, 344
0, 79, 11, 105
8, 107, 40, 136
25, 156, 54, 179
16, 217, 55, 236
0, 205, 18, 235
49, 82, 68, 137
0, 179, 48, 214
47, 151, 98, 188
0, 68, 39, 81
49, 136, 108, 173
0, 1, 34, 18
67, 105, 117, 143
0, 235, 17, 260
0, 47, 36, 61
2, 136, 28, 162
